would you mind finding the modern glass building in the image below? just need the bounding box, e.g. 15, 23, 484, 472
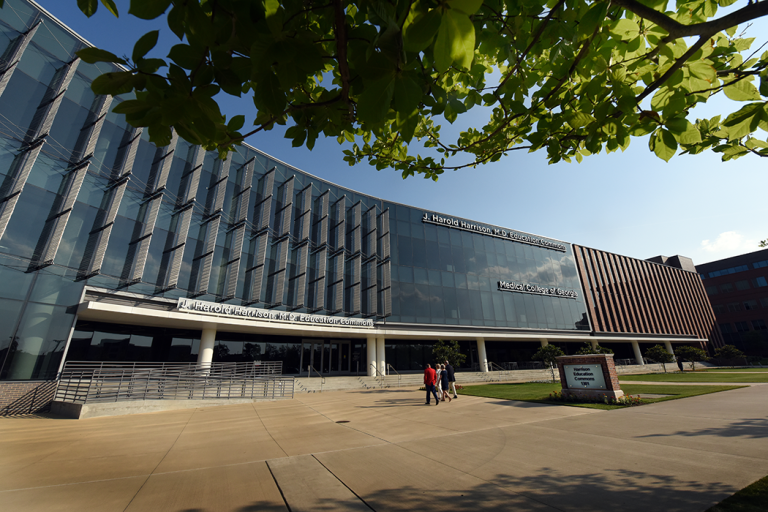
0, 1, 721, 400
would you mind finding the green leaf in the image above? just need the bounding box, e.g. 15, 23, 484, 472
569, 112, 595, 128
650, 128, 677, 162
169, 44, 204, 70
128, 0, 171, 20
393, 75, 422, 115
112, 99, 151, 114
403, 9, 442, 52
254, 71, 286, 116
76, 47, 126, 65
447, 0, 484, 15
688, 61, 716, 83
227, 115, 245, 131
724, 79, 761, 102
91, 71, 135, 95
610, 19, 639, 41
578, 3, 608, 40
434, 10, 475, 73
132, 30, 159, 63
77, 0, 98, 17
99, 0, 119, 17
357, 75, 395, 124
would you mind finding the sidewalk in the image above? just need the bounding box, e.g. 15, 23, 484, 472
1, 384, 767, 511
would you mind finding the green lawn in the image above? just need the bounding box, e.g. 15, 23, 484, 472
621, 372, 768, 383
707, 475, 768, 512
704, 368, 768, 373
459, 382, 743, 410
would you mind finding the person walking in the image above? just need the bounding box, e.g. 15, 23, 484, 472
423, 364, 440, 405
440, 364, 452, 402
445, 360, 458, 399
435, 363, 443, 399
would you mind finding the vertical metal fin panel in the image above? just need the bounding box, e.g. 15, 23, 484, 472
363, 259, 378, 316
278, 177, 294, 237
271, 238, 289, 304
247, 231, 269, 303
364, 206, 377, 259
0, 59, 79, 240
378, 209, 390, 260
333, 196, 346, 252
32, 94, 113, 269
380, 259, 391, 317
78, 128, 141, 279
236, 159, 255, 222
299, 186, 311, 242
293, 242, 309, 307
125, 133, 179, 284
349, 202, 361, 255
179, 146, 205, 205
350, 254, 361, 314
221, 223, 245, 299
0, 21, 41, 97
317, 191, 329, 246
256, 168, 275, 231
161, 205, 193, 290
335, 254, 345, 312
212, 157, 231, 213
314, 247, 327, 310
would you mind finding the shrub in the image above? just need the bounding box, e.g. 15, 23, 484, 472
547, 391, 644, 406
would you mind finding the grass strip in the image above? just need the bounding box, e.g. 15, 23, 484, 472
704, 368, 768, 373
460, 382, 744, 410
621, 372, 768, 383
707, 474, 768, 512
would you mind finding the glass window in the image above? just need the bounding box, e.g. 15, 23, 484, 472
734, 321, 750, 332
719, 323, 733, 334
727, 302, 741, 313
753, 320, 767, 330
753, 277, 767, 288
744, 300, 758, 311
754, 260, 768, 269
720, 283, 733, 293
761, 298, 768, 308
705, 285, 718, 296
735, 280, 750, 291
30, 273, 84, 305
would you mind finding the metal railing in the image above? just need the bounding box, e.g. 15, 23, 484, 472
370, 363, 385, 388
487, 361, 510, 381
386, 364, 402, 387
307, 365, 325, 392
55, 361, 293, 404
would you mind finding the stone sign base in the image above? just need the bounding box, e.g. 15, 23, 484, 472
556, 354, 624, 400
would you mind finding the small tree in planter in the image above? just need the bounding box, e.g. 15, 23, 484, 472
713, 345, 745, 367
532, 344, 565, 383
675, 346, 709, 371
644, 344, 675, 373
432, 340, 467, 367
575, 342, 613, 355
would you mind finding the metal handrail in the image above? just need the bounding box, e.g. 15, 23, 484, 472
55, 361, 294, 404
487, 361, 509, 382
307, 365, 325, 392
386, 364, 401, 387
369, 364, 385, 388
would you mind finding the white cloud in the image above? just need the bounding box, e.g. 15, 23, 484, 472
700, 231, 759, 256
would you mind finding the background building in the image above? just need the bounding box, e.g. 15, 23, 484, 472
0, 0, 720, 405
696, 249, 768, 357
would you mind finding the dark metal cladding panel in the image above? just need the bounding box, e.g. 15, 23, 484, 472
334, 196, 346, 252
258, 170, 275, 231
249, 232, 269, 303
0, 21, 40, 96
351, 202, 361, 254
364, 207, 377, 259
382, 288, 391, 317
334, 254, 345, 312
280, 177, 294, 237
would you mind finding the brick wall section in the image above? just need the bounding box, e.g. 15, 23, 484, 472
0, 381, 58, 415
556, 354, 621, 392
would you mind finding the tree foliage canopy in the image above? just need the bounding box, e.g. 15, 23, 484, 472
675, 345, 709, 370
575, 342, 613, 355
21, 0, 768, 180
432, 339, 467, 366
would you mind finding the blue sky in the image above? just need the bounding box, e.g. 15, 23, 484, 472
33, 0, 767, 265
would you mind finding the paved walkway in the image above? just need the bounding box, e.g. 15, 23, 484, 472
2, 384, 768, 512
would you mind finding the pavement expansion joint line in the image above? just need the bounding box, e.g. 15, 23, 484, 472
251, 402, 289, 458
266, 460, 293, 512
311, 454, 377, 512
120, 406, 197, 512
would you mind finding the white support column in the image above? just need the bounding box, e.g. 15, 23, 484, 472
367, 335, 377, 376
631, 341, 644, 365
539, 339, 549, 347
590, 340, 598, 349
198, 325, 217, 370
477, 338, 488, 373
376, 338, 386, 376
664, 340, 675, 359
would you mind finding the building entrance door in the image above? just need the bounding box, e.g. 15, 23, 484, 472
300, 340, 351, 375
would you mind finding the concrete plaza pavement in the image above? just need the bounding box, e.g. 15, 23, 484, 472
1, 383, 768, 512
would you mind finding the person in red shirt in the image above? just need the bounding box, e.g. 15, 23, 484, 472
423, 364, 441, 405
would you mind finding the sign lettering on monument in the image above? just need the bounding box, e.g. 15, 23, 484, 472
563, 364, 607, 390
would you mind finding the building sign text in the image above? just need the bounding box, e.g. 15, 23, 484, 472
563, 364, 607, 390
497, 280, 578, 299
